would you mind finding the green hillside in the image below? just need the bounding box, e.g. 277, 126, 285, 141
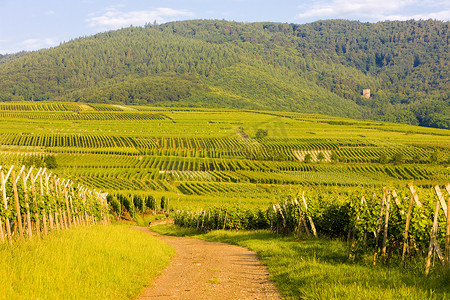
0, 20, 448, 128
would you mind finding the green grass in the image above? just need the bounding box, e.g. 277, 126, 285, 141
151, 225, 450, 300
0, 225, 175, 300
133, 213, 170, 227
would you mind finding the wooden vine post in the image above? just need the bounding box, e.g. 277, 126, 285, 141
30, 173, 41, 238
104, 192, 110, 225
349, 196, 364, 261
22, 171, 33, 239
408, 183, 424, 212
63, 183, 72, 229
1, 170, 12, 242
39, 172, 48, 236
69, 184, 75, 226
82, 188, 89, 225
0, 165, 109, 244
373, 190, 386, 265
70, 183, 79, 226
434, 185, 448, 218
381, 192, 391, 263
402, 192, 415, 262
301, 192, 317, 237
11, 169, 24, 240
435, 185, 450, 269
0, 213, 4, 243
55, 177, 66, 229
223, 211, 228, 230
45, 173, 54, 231
425, 198, 445, 275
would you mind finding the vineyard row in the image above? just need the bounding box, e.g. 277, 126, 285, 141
0, 165, 109, 243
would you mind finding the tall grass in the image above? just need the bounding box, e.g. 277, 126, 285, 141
152, 225, 450, 300
0, 225, 174, 300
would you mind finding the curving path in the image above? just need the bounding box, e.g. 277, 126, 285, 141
134, 227, 281, 300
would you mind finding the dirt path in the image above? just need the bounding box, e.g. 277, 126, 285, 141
134, 227, 281, 300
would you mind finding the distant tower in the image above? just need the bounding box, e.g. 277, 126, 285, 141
362, 89, 371, 99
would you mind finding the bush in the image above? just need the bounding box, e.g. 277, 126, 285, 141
317, 152, 325, 162
44, 155, 58, 169
145, 195, 156, 210
160, 196, 166, 210
378, 154, 389, 164
390, 152, 404, 165
304, 154, 312, 163
255, 129, 268, 139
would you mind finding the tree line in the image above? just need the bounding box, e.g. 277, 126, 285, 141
0, 19, 447, 128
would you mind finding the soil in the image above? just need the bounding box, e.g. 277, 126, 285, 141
134, 227, 281, 300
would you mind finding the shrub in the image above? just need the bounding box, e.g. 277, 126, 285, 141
304, 154, 312, 163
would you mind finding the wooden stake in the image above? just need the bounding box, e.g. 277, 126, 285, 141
39, 174, 48, 236
30, 174, 40, 239
381, 193, 391, 263
61, 209, 68, 229
301, 217, 311, 237
201, 210, 205, 230
1, 170, 12, 242
48, 212, 54, 231
433, 239, 446, 266
426, 199, 441, 275
43, 174, 53, 231
54, 211, 60, 230
22, 174, 33, 239
11, 170, 24, 240
391, 190, 405, 215
402, 194, 415, 262
196, 210, 201, 231
82, 190, 89, 225
434, 186, 448, 218
223, 211, 227, 230
408, 183, 423, 208
373, 191, 386, 265
42, 214, 48, 236
302, 192, 317, 237
63, 185, 72, 228
374, 191, 386, 243
0, 219, 4, 243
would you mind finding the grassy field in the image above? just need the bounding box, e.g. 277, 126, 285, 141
152, 224, 450, 300
0, 225, 174, 300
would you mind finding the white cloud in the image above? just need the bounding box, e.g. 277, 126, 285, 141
45, 10, 56, 15
20, 38, 58, 51
0, 38, 58, 54
86, 7, 195, 30
297, 0, 413, 19
296, 0, 449, 21
385, 10, 450, 21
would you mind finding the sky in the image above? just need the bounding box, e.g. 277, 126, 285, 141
0, 0, 449, 54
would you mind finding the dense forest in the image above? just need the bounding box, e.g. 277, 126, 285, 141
0, 19, 448, 128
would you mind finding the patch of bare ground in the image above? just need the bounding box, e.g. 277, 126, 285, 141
134, 227, 281, 300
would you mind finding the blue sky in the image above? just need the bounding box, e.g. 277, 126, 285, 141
0, 0, 449, 54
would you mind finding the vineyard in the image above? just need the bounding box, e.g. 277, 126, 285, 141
172, 183, 450, 272
0, 164, 108, 243
0, 101, 449, 282
0, 102, 448, 210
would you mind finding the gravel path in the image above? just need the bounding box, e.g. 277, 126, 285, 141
134, 227, 281, 300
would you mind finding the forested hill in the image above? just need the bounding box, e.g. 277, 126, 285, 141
0, 19, 448, 128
